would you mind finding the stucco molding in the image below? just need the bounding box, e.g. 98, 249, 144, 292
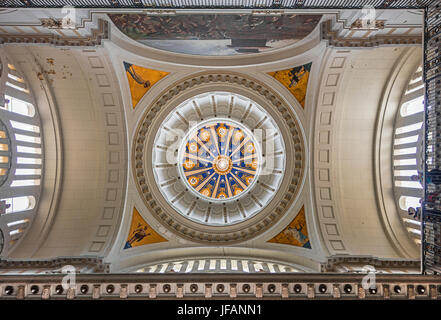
321, 255, 420, 272
321, 20, 422, 48
74, 48, 128, 257
312, 48, 350, 255
0, 19, 109, 47
0, 256, 110, 273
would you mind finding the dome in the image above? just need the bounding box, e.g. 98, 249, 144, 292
152, 92, 285, 226
133, 72, 305, 243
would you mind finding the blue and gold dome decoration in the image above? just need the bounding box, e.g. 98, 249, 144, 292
179, 120, 260, 201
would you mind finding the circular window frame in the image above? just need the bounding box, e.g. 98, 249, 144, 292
175, 117, 263, 204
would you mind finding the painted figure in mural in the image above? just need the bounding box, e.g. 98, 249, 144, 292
284, 225, 307, 244
124, 223, 151, 249
288, 64, 311, 88
124, 62, 151, 88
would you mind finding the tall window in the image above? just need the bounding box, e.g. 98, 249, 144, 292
393, 65, 424, 244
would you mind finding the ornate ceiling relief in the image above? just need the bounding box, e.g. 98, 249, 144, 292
320, 20, 422, 48
124, 207, 167, 250
0, 19, 109, 47
133, 72, 305, 243
313, 50, 350, 254
153, 92, 286, 227
179, 119, 261, 202
268, 62, 312, 108
268, 206, 311, 249
124, 62, 169, 109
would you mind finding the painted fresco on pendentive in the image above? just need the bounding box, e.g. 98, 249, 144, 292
124, 62, 169, 108
109, 14, 322, 56
268, 206, 311, 248
268, 62, 312, 108
124, 207, 167, 249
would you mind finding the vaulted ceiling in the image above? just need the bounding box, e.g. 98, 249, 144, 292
0, 8, 423, 272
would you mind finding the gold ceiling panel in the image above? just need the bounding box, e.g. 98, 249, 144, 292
124, 62, 169, 109
268, 62, 312, 108
268, 205, 311, 248
124, 207, 168, 249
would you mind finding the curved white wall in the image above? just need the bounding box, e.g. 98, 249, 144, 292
330, 47, 420, 258
6, 46, 127, 258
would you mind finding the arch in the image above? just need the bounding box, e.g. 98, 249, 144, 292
0, 50, 44, 257
392, 64, 424, 244
374, 46, 423, 259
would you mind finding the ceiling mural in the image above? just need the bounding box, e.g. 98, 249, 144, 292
151, 90, 289, 229
268, 206, 311, 248
124, 62, 169, 108
180, 119, 260, 201
268, 62, 312, 108
109, 14, 322, 56
124, 207, 167, 249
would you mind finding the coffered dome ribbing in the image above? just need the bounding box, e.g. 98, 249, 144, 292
133, 72, 305, 243
179, 119, 261, 201
152, 92, 285, 226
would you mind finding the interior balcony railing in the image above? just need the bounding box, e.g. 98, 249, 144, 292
0, 273, 440, 299
423, 1, 441, 275
0, 0, 435, 9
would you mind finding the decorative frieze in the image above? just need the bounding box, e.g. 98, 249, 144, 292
0, 256, 110, 273
321, 20, 422, 48
0, 19, 108, 47
321, 255, 420, 272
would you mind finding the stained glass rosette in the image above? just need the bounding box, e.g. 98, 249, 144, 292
178, 119, 261, 201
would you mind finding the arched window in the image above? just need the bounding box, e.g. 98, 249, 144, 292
133, 258, 302, 274
399, 196, 421, 211
400, 96, 424, 117
392, 65, 424, 245
0, 196, 36, 214
3, 95, 35, 117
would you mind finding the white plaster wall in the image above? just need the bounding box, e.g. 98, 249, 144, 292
333, 47, 410, 257
6, 46, 127, 258
37, 47, 105, 257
